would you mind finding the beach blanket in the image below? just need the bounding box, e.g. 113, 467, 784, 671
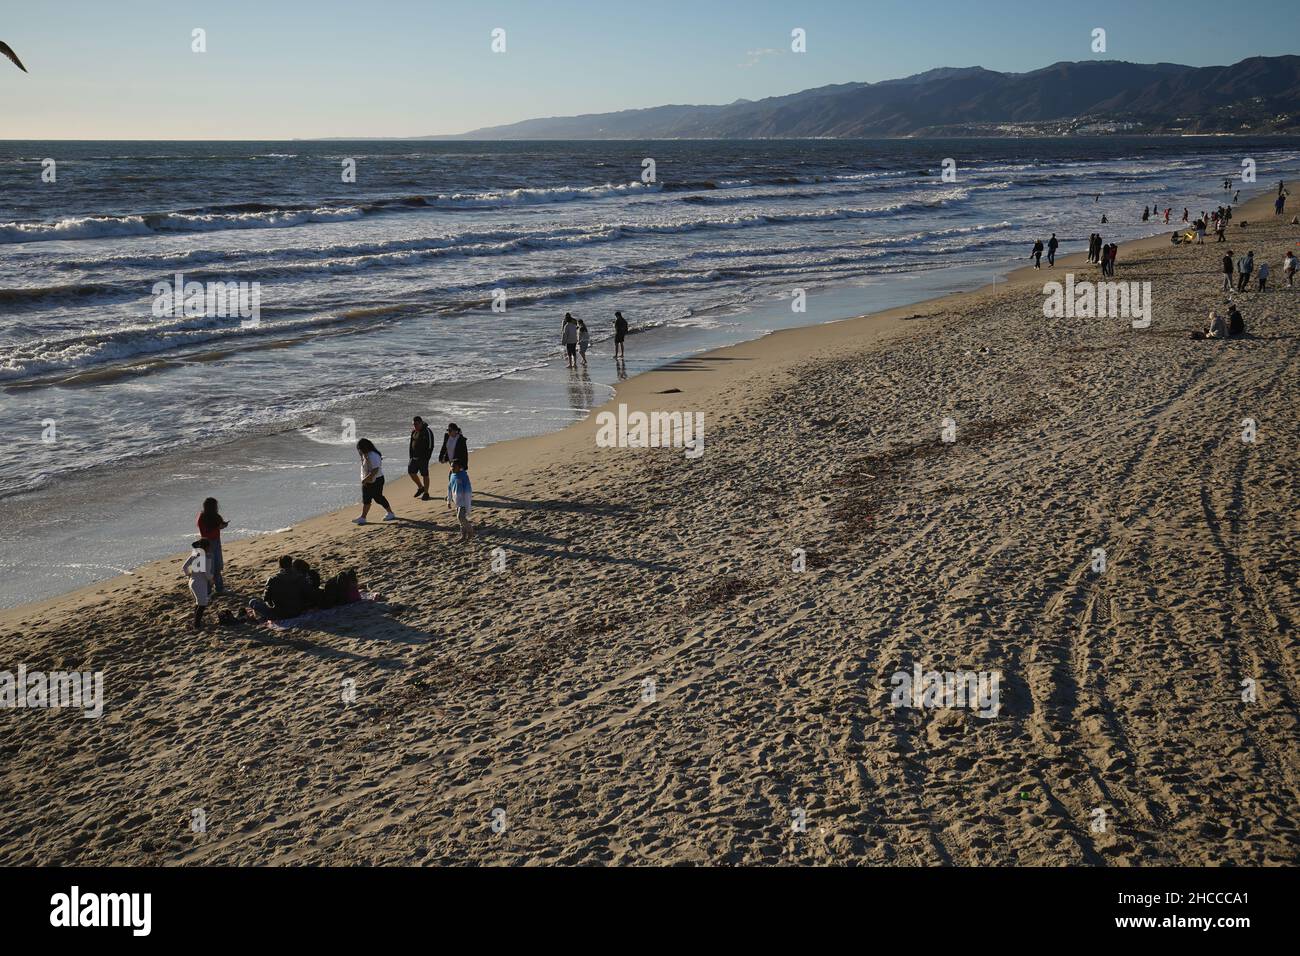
262, 593, 378, 630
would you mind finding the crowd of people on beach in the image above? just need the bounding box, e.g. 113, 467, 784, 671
1191, 181, 1295, 338
1036, 180, 1296, 299
181, 420, 470, 629
181, 311, 637, 630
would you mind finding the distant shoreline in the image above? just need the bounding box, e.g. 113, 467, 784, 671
6, 133, 1300, 144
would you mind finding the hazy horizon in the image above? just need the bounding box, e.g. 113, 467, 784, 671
3, 0, 1298, 140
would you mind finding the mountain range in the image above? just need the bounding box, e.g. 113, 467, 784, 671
436, 56, 1300, 139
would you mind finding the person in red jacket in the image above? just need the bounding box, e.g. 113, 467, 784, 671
196, 497, 229, 595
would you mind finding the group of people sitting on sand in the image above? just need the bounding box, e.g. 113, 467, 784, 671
1193, 303, 1247, 341
243, 555, 363, 624
183, 541, 363, 631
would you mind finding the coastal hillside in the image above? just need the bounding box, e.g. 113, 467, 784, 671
440, 56, 1300, 139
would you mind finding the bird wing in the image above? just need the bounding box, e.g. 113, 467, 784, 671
0, 42, 27, 73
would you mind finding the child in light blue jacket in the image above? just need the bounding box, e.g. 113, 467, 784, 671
448, 463, 474, 542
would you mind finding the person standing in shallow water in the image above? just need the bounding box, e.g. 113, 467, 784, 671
577, 319, 591, 367
561, 313, 579, 369
354, 438, 396, 525
613, 311, 628, 360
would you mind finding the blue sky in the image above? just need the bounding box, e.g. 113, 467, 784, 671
2, 0, 1296, 139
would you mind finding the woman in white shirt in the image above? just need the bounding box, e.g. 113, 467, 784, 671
354, 438, 397, 525
561, 313, 579, 368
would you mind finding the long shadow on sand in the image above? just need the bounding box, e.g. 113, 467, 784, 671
480, 528, 683, 573
235, 601, 429, 668
653, 355, 753, 374
473, 492, 636, 516
382, 509, 681, 572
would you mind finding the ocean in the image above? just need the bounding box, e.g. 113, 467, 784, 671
2, 137, 1298, 606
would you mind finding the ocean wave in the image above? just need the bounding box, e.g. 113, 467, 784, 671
0, 303, 405, 384
0, 181, 671, 244
0, 281, 121, 304
0, 206, 368, 244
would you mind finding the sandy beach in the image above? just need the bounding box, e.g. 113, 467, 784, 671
2, 190, 1297, 866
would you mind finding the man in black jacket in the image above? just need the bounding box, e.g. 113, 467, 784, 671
1227, 304, 1245, 338
246, 555, 312, 621
1222, 251, 1234, 293
407, 415, 435, 501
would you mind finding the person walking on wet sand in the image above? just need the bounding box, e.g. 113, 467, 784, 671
353, 438, 396, 525
1031, 239, 1044, 269
613, 311, 628, 360
1046, 234, 1059, 267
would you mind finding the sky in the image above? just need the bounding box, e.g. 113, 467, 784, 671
1, 0, 1297, 140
